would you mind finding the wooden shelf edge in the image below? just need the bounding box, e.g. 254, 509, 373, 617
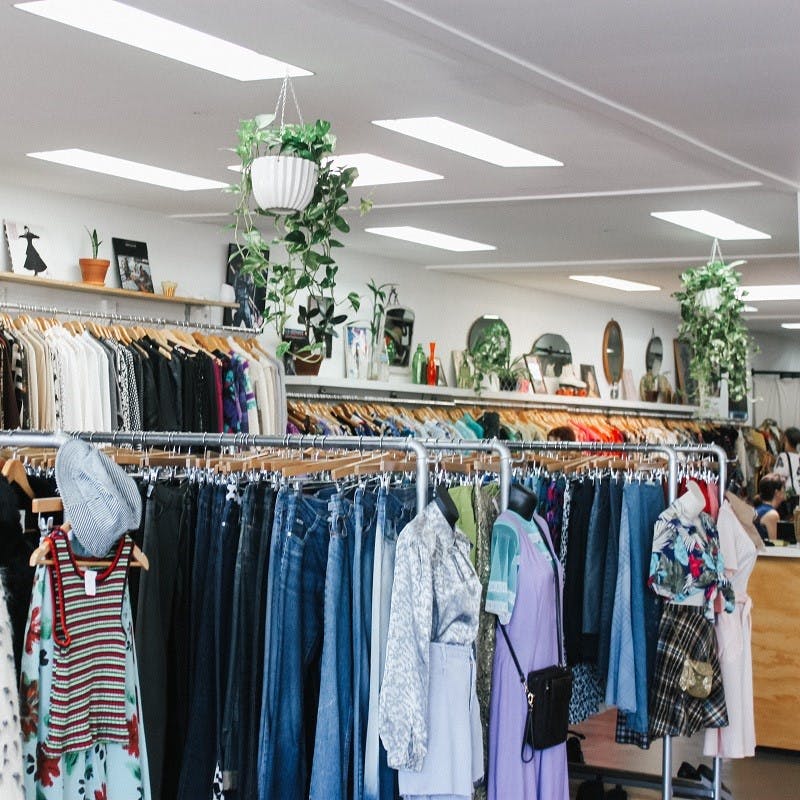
0, 270, 238, 309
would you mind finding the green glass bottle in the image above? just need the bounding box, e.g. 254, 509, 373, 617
411, 344, 426, 384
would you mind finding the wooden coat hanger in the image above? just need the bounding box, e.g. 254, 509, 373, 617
29, 524, 150, 570
2, 457, 34, 499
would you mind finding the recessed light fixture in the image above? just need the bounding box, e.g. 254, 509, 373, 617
365, 226, 495, 252
568, 275, 660, 292
743, 305, 758, 312
15, 0, 311, 81
372, 117, 562, 167
781, 323, 800, 329
650, 210, 771, 240
28, 149, 227, 191
327, 154, 443, 186
738, 285, 800, 302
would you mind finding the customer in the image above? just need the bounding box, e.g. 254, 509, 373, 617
753, 473, 786, 541
774, 427, 800, 513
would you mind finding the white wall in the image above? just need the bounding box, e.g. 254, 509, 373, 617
0, 181, 684, 397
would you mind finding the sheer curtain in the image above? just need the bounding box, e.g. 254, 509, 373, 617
752, 375, 800, 428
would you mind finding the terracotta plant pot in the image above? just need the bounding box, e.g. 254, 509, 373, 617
79, 258, 110, 286
292, 353, 323, 376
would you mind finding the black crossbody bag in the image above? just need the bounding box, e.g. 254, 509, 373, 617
499, 529, 572, 760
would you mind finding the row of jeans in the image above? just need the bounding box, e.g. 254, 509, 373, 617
129, 473, 422, 800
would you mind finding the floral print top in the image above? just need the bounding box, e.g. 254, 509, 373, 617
648, 502, 735, 618
20, 562, 151, 800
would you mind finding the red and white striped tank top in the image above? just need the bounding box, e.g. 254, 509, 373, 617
44, 528, 133, 757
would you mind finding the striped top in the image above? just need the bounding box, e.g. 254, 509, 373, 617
44, 529, 133, 757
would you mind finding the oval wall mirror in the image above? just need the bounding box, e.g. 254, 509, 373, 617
531, 333, 572, 377
468, 316, 511, 360
645, 332, 663, 374
602, 319, 624, 383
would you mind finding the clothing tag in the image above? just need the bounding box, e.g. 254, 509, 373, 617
84, 569, 97, 597
19, 509, 26, 530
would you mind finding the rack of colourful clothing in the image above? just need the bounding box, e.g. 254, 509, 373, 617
3, 428, 519, 800
502, 439, 734, 800
0, 305, 285, 434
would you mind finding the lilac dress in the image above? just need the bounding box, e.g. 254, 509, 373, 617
487, 510, 569, 800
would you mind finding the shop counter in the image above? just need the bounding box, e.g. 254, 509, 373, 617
750, 546, 800, 750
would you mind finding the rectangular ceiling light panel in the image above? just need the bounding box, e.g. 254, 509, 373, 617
27, 148, 227, 190
326, 153, 443, 186
15, 0, 312, 81
781, 323, 800, 329
569, 275, 660, 292
365, 226, 495, 252
738, 285, 800, 302
650, 209, 771, 240
372, 117, 562, 167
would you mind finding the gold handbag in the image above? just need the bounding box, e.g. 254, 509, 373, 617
679, 657, 713, 699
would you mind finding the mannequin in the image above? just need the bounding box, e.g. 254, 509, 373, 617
675, 480, 706, 524
507, 484, 538, 521
434, 486, 460, 529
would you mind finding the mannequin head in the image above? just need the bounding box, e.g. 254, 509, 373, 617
434, 487, 459, 529
508, 484, 538, 521
675, 480, 706, 521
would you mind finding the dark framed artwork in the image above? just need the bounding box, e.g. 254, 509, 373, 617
225, 243, 267, 328
112, 238, 154, 293
523, 354, 548, 394
580, 364, 601, 398
673, 338, 698, 405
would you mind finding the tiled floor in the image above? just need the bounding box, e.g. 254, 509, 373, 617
568, 710, 800, 799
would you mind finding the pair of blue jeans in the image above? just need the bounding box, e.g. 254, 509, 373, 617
310, 492, 356, 800
258, 490, 331, 800
364, 486, 419, 800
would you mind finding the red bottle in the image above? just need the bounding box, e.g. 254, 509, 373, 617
427, 342, 437, 386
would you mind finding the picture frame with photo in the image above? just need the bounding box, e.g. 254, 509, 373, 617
673, 338, 699, 405
112, 238, 154, 293
580, 364, 601, 398
224, 243, 267, 328
523, 354, 548, 394
344, 321, 370, 379
4, 220, 51, 277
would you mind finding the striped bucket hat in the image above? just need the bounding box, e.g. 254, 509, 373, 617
55, 439, 142, 557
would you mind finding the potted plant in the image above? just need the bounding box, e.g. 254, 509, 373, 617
672, 251, 754, 403
228, 115, 365, 360
366, 279, 393, 380
468, 320, 516, 392
639, 371, 659, 402
78, 227, 110, 286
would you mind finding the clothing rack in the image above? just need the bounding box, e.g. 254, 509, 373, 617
501, 439, 730, 800
0, 300, 262, 336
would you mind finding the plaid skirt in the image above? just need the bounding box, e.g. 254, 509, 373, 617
649, 603, 728, 738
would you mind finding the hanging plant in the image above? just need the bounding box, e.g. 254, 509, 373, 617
671, 241, 755, 402
227, 79, 364, 356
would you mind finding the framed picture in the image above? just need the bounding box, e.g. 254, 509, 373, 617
434, 357, 447, 386
344, 322, 370, 379
4, 220, 51, 276
523, 354, 547, 394
112, 238, 154, 293
580, 364, 601, 397
224, 243, 267, 328
673, 338, 698, 404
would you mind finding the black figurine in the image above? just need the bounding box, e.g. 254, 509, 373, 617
19, 226, 47, 275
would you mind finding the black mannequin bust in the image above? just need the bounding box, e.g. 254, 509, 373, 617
435, 488, 460, 529
508, 484, 538, 521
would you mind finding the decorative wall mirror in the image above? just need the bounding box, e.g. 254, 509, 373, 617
384, 303, 415, 367
468, 315, 510, 355
530, 333, 572, 377
645, 331, 663, 374
602, 319, 624, 384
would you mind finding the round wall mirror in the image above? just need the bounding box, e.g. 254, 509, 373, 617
645, 332, 663, 374
384, 306, 415, 367
467, 316, 512, 373
531, 333, 572, 377
602, 319, 624, 383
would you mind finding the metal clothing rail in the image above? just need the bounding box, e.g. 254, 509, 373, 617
0, 300, 262, 336
72, 430, 430, 516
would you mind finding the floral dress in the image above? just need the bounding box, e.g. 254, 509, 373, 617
20, 540, 150, 800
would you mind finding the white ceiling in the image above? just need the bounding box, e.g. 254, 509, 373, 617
2, 0, 799, 333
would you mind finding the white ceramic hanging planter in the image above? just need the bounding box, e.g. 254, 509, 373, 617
251, 155, 318, 214
696, 287, 722, 310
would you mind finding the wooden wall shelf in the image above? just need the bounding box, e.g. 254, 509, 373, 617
0, 271, 238, 309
